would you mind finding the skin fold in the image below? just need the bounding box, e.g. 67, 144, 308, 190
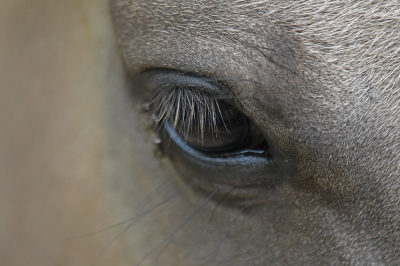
1, 0, 400, 265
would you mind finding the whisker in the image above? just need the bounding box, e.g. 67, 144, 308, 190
133, 174, 182, 212
206, 187, 236, 236
70, 179, 192, 239
90, 220, 136, 266
130, 182, 197, 221
89, 182, 196, 265
208, 207, 245, 266
152, 235, 176, 266
136, 189, 218, 266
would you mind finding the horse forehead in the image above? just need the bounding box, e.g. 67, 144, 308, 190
113, 0, 399, 92
113, 0, 398, 44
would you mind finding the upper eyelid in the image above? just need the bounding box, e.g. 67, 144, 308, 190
143, 68, 265, 90
144, 69, 231, 96
143, 69, 265, 103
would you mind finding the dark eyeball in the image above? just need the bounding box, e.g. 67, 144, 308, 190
176, 101, 249, 151
151, 86, 266, 154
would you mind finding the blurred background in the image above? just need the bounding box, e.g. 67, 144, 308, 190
0, 1, 131, 265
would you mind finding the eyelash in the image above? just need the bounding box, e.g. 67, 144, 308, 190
150, 84, 234, 145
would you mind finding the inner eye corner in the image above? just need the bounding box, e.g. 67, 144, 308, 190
141, 71, 272, 159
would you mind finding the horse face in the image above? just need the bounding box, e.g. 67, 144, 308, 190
110, 1, 400, 264
1, 0, 400, 265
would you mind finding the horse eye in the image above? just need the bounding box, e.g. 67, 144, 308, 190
144, 70, 279, 190
167, 99, 265, 153
147, 71, 269, 156
175, 101, 247, 151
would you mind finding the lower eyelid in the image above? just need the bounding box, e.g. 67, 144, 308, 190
161, 121, 284, 190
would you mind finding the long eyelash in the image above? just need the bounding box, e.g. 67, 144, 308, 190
150, 84, 231, 145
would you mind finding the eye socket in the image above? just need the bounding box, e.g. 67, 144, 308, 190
143, 70, 286, 192
148, 72, 268, 155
